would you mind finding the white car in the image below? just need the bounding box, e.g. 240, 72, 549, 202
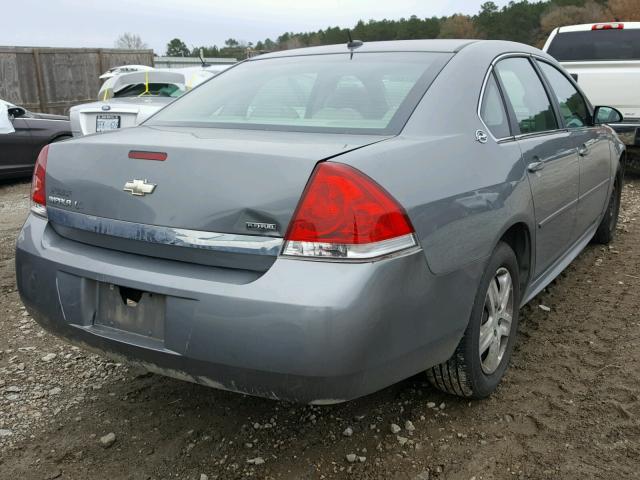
70, 66, 230, 137
543, 22, 640, 170
99, 64, 154, 80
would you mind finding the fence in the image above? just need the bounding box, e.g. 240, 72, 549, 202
0, 47, 155, 115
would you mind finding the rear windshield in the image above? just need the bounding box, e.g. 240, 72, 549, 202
548, 29, 640, 61
147, 52, 452, 135
114, 83, 183, 98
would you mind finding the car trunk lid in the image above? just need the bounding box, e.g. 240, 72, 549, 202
45, 125, 389, 271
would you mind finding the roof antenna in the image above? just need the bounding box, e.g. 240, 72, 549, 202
346, 30, 363, 59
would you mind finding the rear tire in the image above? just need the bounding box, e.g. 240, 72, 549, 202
593, 172, 622, 245
427, 242, 520, 398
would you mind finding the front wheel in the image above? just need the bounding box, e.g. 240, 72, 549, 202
427, 242, 520, 398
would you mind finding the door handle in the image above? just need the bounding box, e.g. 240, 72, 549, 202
578, 144, 590, 156
527, 161, 545, 172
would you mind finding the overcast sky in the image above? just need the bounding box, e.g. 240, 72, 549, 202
4, 0, 514, 54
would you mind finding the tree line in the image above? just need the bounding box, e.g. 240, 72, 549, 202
119, 0, 638, 58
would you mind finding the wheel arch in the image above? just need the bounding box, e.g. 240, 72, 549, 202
618, 150, 627, 177
495, 220, 534, 295
50, 132, 73, 143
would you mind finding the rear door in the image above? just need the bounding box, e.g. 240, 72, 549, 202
535, 60, 612, 235
0, 116, 33, 175
495, 56, 580, 277
21, 115, 69, 170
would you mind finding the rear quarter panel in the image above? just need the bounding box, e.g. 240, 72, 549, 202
342, 42, 536, 276
24, 117, 71, 144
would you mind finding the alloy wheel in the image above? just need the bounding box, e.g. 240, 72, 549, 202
479, 267, 514, 374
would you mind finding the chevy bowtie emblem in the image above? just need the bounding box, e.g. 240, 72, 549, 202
123, 179, 156, 196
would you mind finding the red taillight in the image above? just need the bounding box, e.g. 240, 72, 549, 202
283, 162, 416, 259
31, 145, 48, 214
592, 23, 624, 30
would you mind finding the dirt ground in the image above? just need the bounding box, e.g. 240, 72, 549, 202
1, 177, 639, 480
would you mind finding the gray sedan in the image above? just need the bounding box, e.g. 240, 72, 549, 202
16, 40, 625, 403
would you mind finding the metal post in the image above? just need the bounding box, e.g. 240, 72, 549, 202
32, 49, 48, 113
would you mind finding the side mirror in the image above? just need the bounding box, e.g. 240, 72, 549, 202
594, 106, 624, 125
7, 106, 27, 119
0, 103, 16, 134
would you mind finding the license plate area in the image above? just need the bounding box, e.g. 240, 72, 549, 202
96, 114, 121, 132
95, 283, 165, 340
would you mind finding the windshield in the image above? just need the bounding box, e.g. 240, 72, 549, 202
147, 52, 451, 135
548, 29, 640, 61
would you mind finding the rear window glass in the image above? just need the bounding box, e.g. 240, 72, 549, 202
547, 30, 640, 61
147, 52, 452, 135
114, 83, 183, 98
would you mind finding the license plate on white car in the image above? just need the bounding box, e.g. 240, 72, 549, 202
96, 114, 121, 133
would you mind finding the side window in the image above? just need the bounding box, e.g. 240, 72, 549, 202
480, 73, 511, 139
537, 61, 589, 128
494, 58, 558, 135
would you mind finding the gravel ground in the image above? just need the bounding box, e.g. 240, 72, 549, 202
0, 177, 639, 480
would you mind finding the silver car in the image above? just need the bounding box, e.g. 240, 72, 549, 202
70, 67, 229, 136
16, 40, 625, 403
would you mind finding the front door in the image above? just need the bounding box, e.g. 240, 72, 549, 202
535, 60, 612, 235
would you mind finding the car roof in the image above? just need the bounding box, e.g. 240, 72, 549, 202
254, 39, 479, 60
557, 22, 640, 32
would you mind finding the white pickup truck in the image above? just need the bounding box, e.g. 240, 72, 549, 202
543, 22, 640, 172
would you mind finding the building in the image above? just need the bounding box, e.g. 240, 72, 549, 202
154, 56, 236, 69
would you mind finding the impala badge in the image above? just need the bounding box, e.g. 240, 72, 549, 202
246, 221, 277, 231
123, 179, 156, 196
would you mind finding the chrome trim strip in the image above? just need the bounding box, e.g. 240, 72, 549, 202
46, 207, 283, 256
538, 198, 578, 228
30, 204, 47, 217
612, 122, 640, 128
515, 129, 570, 141
281, 233, 419, 261
578, 177, 610, 202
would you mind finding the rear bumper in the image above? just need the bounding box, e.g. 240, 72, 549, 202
16, 214, 482, 403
